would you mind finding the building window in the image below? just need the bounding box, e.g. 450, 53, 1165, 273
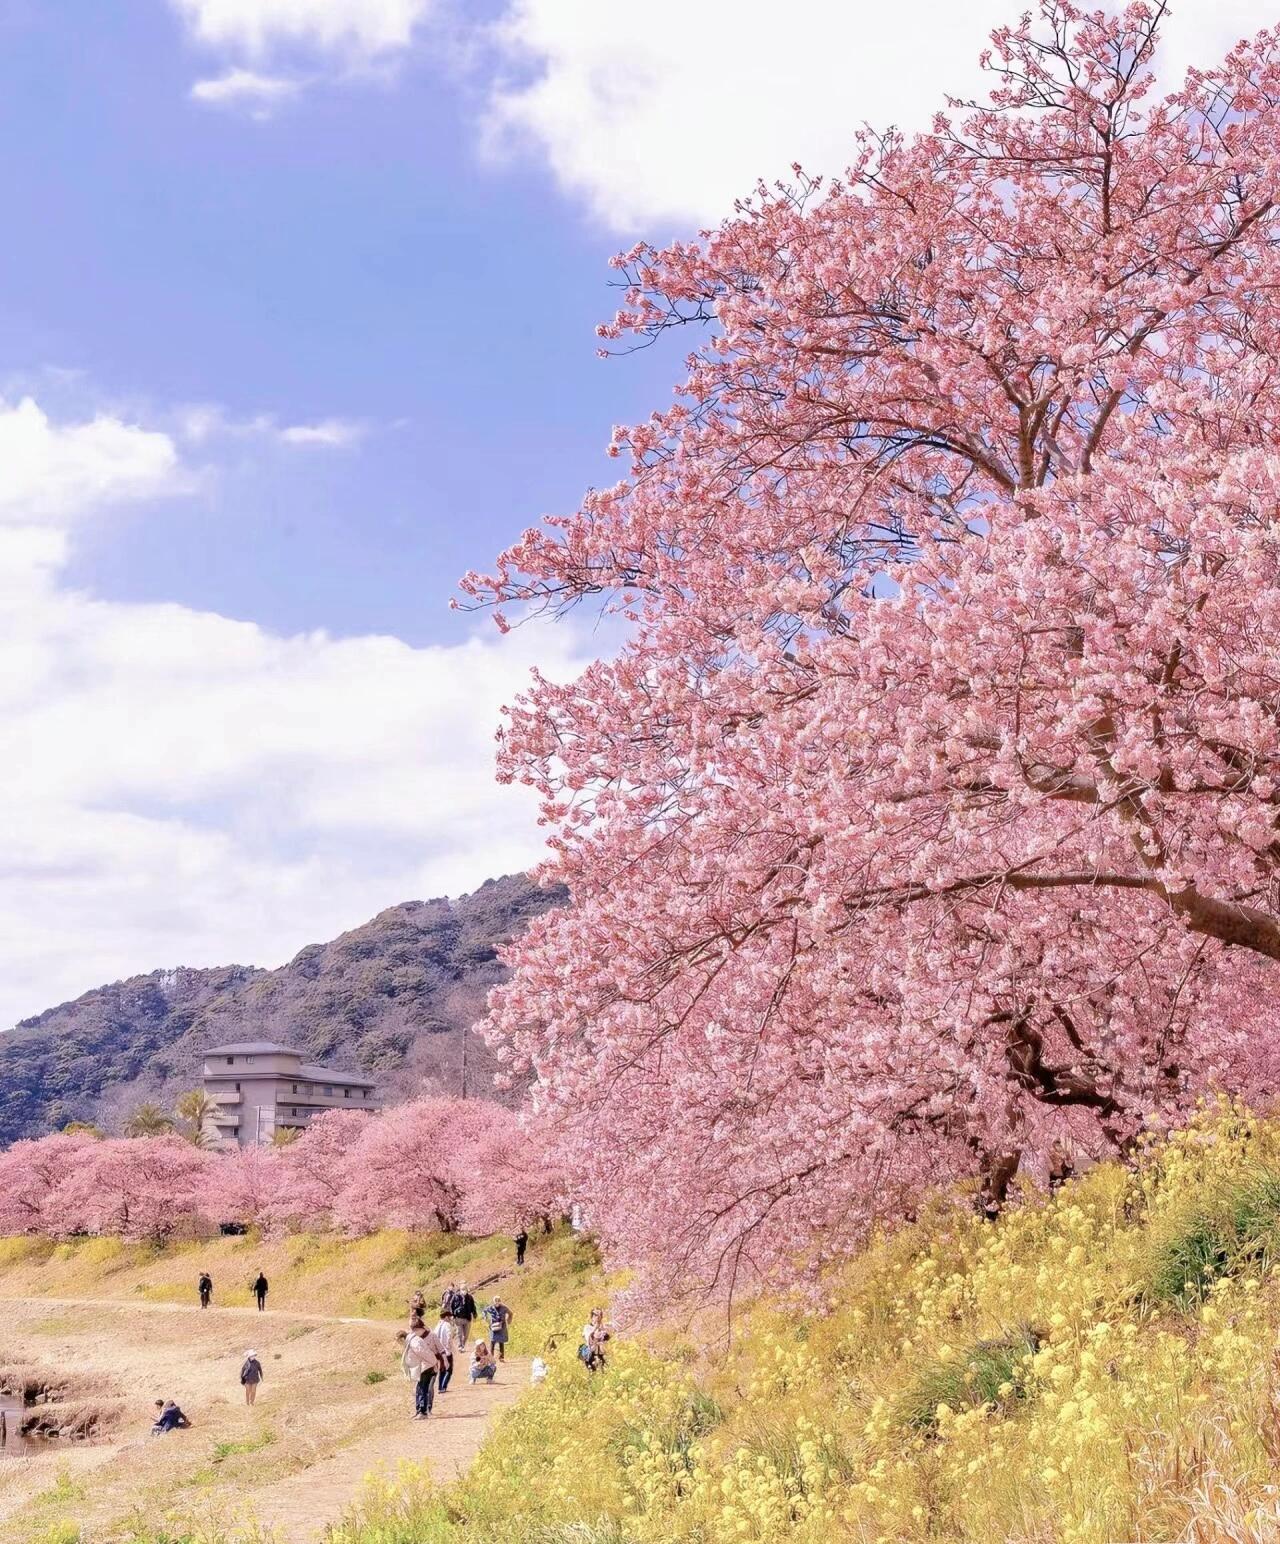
343, 1087, 350, 1098
362, 1089, 369, 1098
230, 1126, 239, 1137
292, 1083, 298, 1093
245, 1056, 255, 1063
226, 1056, 234, 1065
235, 1082, 241, 1092
324, 1085, 332, 1095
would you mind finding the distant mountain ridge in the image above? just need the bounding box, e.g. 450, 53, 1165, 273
0, 874, 564, 1147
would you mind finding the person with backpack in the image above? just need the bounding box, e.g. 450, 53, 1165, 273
514, 1230, 528, 1267
450, 1284, 476, 1349
483, 1296, 513, 1362
197, 1272, 213, 1310
252, 1272, 269, 1312
240, 1350, 264, 1407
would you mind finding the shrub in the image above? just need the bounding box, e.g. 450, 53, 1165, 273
895, 1324, 1041, 1432
1145, 1170, 1280, 1308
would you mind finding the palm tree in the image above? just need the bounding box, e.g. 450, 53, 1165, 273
124, 1102, 175, 1138
60, 1120, 104, 1138
175, 1088, 216, 1141
271, 1125, 300, 1148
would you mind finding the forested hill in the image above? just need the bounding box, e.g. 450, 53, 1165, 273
0, 874, 564, 1146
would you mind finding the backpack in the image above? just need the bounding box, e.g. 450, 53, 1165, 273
577, 1343, 594, 1365
449, 1291, 466, 1317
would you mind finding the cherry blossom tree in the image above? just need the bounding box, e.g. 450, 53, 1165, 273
0, 1132, 101, 1235
269, 1107, 372, 1228
333, 1097, 501, 1235
456, 1106, 567, 1235
53, 1136, 210, 1241
202, 1143, 286, 1231
465, 2, 1280, 1307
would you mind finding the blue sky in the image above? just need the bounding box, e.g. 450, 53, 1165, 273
0, 1, 678, 644
0, 0, 1264, 1029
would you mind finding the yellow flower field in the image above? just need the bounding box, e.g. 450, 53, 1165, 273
337, 1103, 1280, 1543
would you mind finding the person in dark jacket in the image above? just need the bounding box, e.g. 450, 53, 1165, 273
252, 1272, 269, 1311
453, 1284, 477, 1349
514, 1230, 528, 1267
240, 1350, 264, 1407
151, 1399, 191, 1434
198, 1272, 213, 1309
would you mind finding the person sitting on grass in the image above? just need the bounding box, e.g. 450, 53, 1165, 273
469, 1341, 497, 1384
151, 1398, 191, 1434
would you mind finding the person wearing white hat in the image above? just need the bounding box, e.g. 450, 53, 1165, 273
240, 1350, 264, 1407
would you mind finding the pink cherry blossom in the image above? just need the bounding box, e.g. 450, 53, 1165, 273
464, 2, 1280, 1311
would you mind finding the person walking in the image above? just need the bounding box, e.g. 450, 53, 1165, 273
447, 1285, 466, 1348
402, 1317, 445, 1419
198, 1272, 213, 1310
469, 1341, 497, 1384
240, 1350, 264, 1407
252, 1272, 269, 1312
432, 1311, 455, 1393
484, 1295, 513, 1362
514, 1230, 528, 1267
453, 1283, 477, 1350
409, 1288, 426, 1321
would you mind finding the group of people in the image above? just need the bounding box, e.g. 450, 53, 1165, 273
400, 1282, 514, 1418
155, 1248, 602, 1440
195, 1270, 270, 1311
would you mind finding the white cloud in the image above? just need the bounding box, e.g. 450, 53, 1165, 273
0, 398, 185, 526
171, 0, 432, 60
176, 404, 365, 448
487, 0, 1280, 232
0, 398, 581, 1031
190, 68, 303, 115
277, 417, 365, 447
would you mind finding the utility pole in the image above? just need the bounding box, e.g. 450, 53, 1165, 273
460, 1032, 468, 1100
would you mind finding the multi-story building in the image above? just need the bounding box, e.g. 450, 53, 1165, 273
201, 1041, 381, 1148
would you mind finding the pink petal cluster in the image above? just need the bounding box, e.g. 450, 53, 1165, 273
0, 1101, 562, 1242
463, 3, 1280, 1311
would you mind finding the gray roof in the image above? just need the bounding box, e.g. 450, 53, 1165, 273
300, 1063, 378, 1086
204, 1041, 300, 1056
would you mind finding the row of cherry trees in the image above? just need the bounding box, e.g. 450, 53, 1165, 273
0, 1098, 563, 1243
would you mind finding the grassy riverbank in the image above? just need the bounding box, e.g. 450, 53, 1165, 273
0, 1226, 600, 1544
334, 1106, 1280, 1544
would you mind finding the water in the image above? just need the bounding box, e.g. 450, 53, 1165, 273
0, 1396, 57, 1457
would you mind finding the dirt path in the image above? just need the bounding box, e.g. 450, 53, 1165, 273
0, 1295, 531, 1543
248, 1357, 530, 1542
0, 1293, 380, 1324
